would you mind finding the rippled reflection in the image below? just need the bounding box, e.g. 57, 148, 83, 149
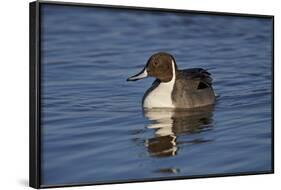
143, 106, 214, 158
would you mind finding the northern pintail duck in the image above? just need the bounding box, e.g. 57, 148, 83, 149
127, 52, 215, 108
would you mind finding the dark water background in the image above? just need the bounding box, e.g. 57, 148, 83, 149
40, 4, 273, 186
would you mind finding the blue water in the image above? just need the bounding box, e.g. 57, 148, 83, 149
40, 4, 273, 186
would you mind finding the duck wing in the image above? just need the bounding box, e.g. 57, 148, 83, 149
176, 68, 213, 90
172, 68, 215, 108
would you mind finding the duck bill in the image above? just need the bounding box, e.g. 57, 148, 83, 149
127, 68, 148, 81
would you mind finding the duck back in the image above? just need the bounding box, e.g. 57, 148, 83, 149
171, 68, 215, 108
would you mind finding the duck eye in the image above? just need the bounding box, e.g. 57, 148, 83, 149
153, 62, 158, 67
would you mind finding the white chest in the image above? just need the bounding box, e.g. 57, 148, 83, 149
143, 80, 175, 108
142, 60, 176, 108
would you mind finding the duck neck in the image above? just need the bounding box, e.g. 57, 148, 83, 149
161, 60, 176, 84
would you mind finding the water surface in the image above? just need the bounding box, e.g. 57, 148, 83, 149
41, 4, 273, 186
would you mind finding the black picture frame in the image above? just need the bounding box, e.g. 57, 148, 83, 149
29, 0, 274, 188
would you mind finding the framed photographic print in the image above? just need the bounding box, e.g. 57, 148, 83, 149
29, 0, 274, 188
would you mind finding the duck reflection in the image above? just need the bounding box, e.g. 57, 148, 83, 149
143, 105, 214, 158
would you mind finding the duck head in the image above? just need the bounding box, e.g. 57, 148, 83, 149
127, 52, 177, 83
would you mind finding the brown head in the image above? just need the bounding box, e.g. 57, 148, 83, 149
127, 52, 177, 82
